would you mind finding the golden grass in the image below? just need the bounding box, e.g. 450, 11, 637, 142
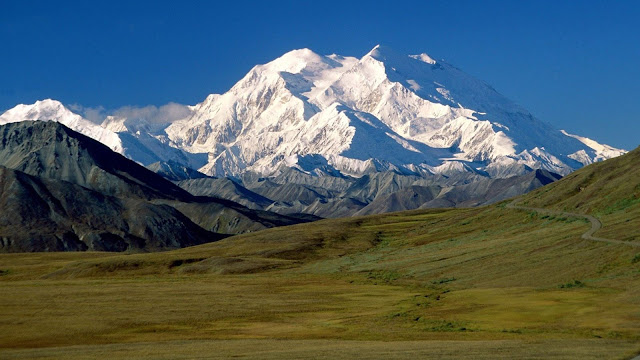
2, 204, 640, 359
0, 274, 417, 348
2, 339, 639, 360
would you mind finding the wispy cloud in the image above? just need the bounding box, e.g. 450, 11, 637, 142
69, 102, 192, 126
112, 103, 191, 125
68, 104, 106, 124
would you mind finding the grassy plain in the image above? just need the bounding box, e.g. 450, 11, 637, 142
1, 148, 639, 358
1, 203, 640, 358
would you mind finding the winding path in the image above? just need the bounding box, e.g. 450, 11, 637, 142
507, 198, 640, 248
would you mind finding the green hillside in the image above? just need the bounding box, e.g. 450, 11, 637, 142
521, 146, 640, 241
1, 147, 639, 359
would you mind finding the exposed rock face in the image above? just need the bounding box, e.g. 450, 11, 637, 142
0, 165, 221, 252
175, 167, 564, 218
146, 160, 209, 181
0, 121, 190, 200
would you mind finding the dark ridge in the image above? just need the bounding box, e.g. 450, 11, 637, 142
0, 120, 194, 201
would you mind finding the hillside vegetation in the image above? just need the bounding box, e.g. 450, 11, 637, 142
1, 147, 639, 359
521, 146, 640, 241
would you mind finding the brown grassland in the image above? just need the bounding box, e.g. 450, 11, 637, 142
1, 148, 639, 359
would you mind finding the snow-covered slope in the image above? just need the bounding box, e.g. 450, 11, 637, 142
165, 45, 625, 178
0, 100, 206, 169
560, 130, 626, 165
0, 99, 124, 153
99, 115, 207, 169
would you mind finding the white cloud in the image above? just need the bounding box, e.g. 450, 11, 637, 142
68, 104, 106, 124
70, 102, 192, 127
113, 102, 191, 125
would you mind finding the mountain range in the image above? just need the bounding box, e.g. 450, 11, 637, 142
0, 121, 313, 252
164, 45, 624, 178
0, 45, 627, 221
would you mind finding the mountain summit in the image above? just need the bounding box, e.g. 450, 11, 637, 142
162, 45, 624, 178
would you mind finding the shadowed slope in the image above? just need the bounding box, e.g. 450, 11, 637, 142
0, 166, 223, 252
146, 160, 209, 181
0, 121, 191, 200
0, 121, 318, 251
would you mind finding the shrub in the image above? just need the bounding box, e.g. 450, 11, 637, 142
559, 280, 585, 289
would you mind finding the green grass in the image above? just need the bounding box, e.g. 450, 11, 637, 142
523, 146, 640, 241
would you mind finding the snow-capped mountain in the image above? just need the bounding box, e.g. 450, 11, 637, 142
0, 100, 206, 170
0, 99, 124, 153
0, 45, 625, 182
164, 45, 625, 177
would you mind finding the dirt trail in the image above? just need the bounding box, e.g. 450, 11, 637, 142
507, 199, 640, 248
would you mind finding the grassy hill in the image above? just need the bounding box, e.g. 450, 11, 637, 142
1, 147, 639, 359
521, 146, 640, 241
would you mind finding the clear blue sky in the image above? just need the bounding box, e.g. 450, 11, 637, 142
1, 0, 638, 149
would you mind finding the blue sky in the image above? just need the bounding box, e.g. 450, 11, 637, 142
1, 0, 638, 149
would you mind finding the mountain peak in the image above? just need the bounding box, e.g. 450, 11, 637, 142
0, 98, 70, 125
277, 48, 321, 62
3, 47, 625, 183
362, 44, 424, 72
367, 44, 381, 53
34, 98, 64, 106
365, 45, 438, 67
0, 120, 191, 200
163, 46, 625, 178
283, 47, 317, 56
262, 48, 330, 74
0, 99, 124, 154
31, 98, 66, 110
